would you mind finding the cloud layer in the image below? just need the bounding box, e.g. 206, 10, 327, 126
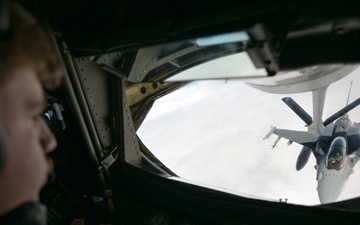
138, 68, 360, 205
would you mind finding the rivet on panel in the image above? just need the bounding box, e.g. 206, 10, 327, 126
140, 87, 147, 94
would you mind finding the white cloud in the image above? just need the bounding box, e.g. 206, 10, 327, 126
137, 68, 360, 206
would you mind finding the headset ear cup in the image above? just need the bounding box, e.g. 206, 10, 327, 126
0, 121, 5, 170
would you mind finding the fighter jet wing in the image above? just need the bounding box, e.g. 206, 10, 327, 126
273, 128, 319, 148
349, 153, 360, 169
347, 123, 360, 155
353, 122, 360, 133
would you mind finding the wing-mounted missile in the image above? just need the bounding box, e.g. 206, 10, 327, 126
282, 97, 312, 126
296, 146, 312, 171
271, 136, 281, 149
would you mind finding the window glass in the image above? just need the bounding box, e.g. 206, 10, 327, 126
165, 52, 267, 82
137, 69, 360, 205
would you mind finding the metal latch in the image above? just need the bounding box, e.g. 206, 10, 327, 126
99, 146, 118, 172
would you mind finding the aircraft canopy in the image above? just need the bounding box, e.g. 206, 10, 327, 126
326, 137, 346, 170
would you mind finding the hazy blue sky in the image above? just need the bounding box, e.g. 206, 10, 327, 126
137, 67, 360, 205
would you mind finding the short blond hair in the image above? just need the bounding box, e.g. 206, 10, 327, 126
0, 2, 64, 90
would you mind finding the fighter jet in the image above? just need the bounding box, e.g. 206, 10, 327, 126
264, 83, 360, 204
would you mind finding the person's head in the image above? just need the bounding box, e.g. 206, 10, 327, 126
0, 1, 63, 89
0, 1, 64, 215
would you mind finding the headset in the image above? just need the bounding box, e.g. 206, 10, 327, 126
0, 0, 9, 170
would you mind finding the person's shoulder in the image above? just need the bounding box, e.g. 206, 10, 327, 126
0, 202, 47, 225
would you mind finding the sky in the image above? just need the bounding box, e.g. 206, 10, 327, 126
137, 66, 360, 206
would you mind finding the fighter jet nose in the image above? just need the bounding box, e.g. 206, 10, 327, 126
317, 173, 345, 204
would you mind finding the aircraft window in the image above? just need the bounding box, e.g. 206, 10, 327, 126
164, 52, 267, 82
194, 31, 250, 47
326, 137, 346, 170
137, 68, 360, 206
327, 153, 343, 170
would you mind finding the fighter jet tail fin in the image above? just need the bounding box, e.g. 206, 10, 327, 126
283, 95, 360, 128
282, 97, 312, 126
323, 97, 360, 126
324, 82, 360, 125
